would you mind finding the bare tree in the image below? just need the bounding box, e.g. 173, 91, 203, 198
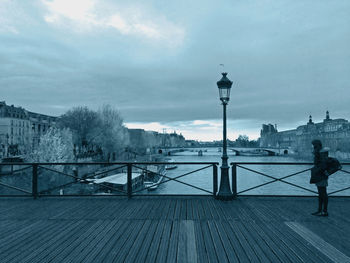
58, 106, 99, 150
93, 104, 129, 160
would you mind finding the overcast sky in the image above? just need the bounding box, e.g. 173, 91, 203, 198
1, 0, 349, 141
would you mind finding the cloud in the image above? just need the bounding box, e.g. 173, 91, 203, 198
41, 0, 185, 47
1, 0, 350, 141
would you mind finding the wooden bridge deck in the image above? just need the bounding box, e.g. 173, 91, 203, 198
0, 196, 350, 263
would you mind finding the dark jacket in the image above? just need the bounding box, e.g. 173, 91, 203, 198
311, 150, 328, 186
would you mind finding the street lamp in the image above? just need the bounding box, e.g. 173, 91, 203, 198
217, 72, 233, 200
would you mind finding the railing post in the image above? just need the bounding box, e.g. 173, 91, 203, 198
232, 163, 237, 198
213, 164, 218, 198
32, 164, 38, 199
127, 163, 132, 198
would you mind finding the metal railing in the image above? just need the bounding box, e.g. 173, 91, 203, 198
2, 161, 350, 198
0, 162, 219, 198
231, 162, 350, 197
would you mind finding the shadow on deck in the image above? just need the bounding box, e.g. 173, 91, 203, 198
1, 197, 350, 263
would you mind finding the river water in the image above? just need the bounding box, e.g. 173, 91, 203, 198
152, 147, 350, 196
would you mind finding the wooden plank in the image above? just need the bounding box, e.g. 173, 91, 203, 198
48, 200, 87, 219
45, 220, 106, 263
166, 199, 176, 219
90, 220, 130, 263
249, 221, 295, 263
193, 220, 209, 263
127, 199, 150, 219
180, 199, 187, 220
160, 198, 172, 220
143, 220, 166, 262
243, 221, 282, 262
236, 220, 271, 262
73, 220, 120, 262
155, 220, 172, 263
244, 200, 304, 263
0, 220, 33, 238
221, 221, 250, 263
269, 221, 332, 263
104, 220, 145, 262
134, 220, 160, 262
197, 198, 207, 220
0, 220, 48, 252
208, 200, 221, 220
166, 220, 179, 263
200, 221, 218, 263
173, 200, 181, 220
203, 200, 214, 220
0, 220, 60, 262
150, 199, 164, 220
82, 220, 123, 263
213, 220, 240, 263
186, 199, 193, 220
122, 220, 153, 262
286, 222, 350, 263
192, 199, 200, 220
16, 220, 86, 263
64, 220, 112, 262
177, 220, 198, 263
228, 220, 260, 262
207, 221, 229, 263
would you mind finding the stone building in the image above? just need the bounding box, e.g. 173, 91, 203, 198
260, 111, 350, 157
0, 101, 57, 157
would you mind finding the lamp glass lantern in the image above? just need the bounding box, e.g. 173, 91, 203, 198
217, 72, 233, 103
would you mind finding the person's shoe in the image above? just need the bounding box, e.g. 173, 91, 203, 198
311, 211, 322, 216
321, 211, 329, 217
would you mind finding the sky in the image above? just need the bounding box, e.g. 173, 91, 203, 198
1, 0, 349, 141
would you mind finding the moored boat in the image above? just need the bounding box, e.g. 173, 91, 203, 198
165, 158, 177, 170
144, 166, 167, 191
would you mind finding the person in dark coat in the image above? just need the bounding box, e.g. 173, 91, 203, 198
311, 139, 329, 216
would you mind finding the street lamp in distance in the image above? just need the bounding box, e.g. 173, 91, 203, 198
216, 72, 234, 200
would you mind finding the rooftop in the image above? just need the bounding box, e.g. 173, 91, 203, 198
1, 196, 350, 262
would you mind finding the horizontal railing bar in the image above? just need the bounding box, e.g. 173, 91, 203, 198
232, 162, 315, 165
3, 194, 350, 198
237, 194, 320, 197
232, 162, 350, 165
1, 161, 349, 166
0, 162, 220, 166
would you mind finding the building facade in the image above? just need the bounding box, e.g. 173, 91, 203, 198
260, 111, 350, 156
0, 101, 57, 157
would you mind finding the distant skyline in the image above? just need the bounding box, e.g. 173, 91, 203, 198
1, 1, 349, 141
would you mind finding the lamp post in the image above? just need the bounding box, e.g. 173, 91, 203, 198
217, 72, 233, 200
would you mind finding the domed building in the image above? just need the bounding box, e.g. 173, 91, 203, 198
260, 111, 350, 157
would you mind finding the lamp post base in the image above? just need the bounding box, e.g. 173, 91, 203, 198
216, 193, 235, 200
217, 166, 234, 200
